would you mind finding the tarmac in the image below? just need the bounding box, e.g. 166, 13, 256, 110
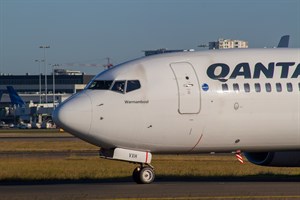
0, 181, 300, 199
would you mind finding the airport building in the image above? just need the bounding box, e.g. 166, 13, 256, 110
0, 70, 95, 126
208, 38, 249, 49
143, 48, 195, 56
0, 71, 94, 95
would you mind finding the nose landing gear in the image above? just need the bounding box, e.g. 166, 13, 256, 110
99, 148, 155, 184
132, 164, 155, 184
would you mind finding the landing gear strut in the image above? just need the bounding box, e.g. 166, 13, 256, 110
132, 164, 155, 184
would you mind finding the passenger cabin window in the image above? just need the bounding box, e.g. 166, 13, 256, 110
111, 81, 126, 93
126, 80, 141, 93
287, 83, 293, 92
88, 80, 113, 90
265, 83, 271, 92
255, 83, 261, 92
244, 83, 250, 93
220, 82, 299, 94
276, 83, 282, 92
233, 83, 239, 92
222, 84, 228, 92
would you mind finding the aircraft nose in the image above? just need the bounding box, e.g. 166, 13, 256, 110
52, 92, 92, 136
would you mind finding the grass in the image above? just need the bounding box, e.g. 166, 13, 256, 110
0, 133, 300, 182
0, 157, 132, 181
0, 155, 300, 182
0, 140, 98, 151
153, 155, 300, 177
0, 129, 71, 138
0, 130, 98, 151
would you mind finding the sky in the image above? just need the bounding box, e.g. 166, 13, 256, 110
0, 0, 299, 75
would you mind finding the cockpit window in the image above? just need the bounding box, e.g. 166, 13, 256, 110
88, 80, 113, 90
88, 79, 141, 94
111, 81, 126, 93
126, 80, 141, 93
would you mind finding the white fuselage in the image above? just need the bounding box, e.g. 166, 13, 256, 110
53, 48, 300, 154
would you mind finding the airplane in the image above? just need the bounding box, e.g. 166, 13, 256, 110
6, 86, 26, 106
53, 48, 300, 184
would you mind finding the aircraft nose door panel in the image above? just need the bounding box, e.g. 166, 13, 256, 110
170, 62, 201, 114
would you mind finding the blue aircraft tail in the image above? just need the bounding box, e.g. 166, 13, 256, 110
6, 86, 25, 106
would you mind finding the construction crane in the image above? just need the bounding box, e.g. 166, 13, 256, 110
103, 57, 113, 69
63, 57, 113, 70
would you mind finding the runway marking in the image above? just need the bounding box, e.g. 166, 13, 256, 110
111, 196, 300, 200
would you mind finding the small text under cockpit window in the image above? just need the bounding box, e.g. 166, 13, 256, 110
88, 80, 113, 90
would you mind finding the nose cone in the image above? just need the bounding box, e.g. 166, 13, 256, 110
53, 92, 92, 136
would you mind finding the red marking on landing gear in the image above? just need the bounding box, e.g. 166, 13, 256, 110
145, 151, 149, 163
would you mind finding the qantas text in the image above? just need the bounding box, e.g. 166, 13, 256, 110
207, 62, 300, 81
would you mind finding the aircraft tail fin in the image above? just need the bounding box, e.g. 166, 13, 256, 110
6, 86, 26, 106
277, 35, 290, 48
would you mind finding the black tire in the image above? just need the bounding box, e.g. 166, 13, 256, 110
132, 167, 142, 184
138, 167, 155, 184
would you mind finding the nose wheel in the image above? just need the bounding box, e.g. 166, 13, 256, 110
132, 165, 155, 184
